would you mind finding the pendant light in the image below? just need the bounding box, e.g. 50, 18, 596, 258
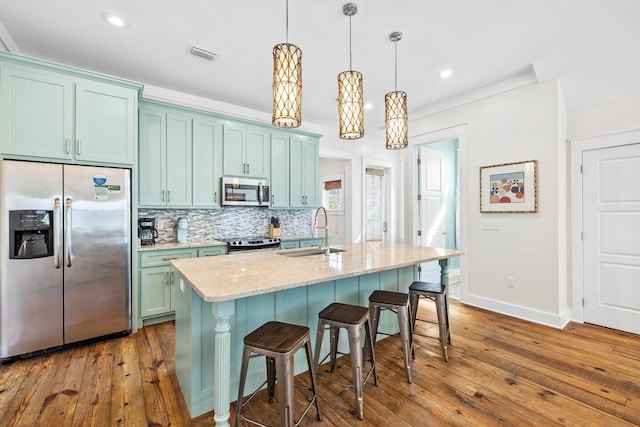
272, 0, 302, 128
338, 3, 364, 140
385, 31, 408, 149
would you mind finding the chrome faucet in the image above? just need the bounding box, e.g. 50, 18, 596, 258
313, 206, 330, 255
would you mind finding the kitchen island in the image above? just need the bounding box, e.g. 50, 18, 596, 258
170, 242, 463, 425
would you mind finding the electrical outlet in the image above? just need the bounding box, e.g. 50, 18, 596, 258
294, 218, 298, 226
263, 218, 268, 226
507, 276, 515, 288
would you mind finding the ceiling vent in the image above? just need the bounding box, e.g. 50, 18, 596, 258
190, 45, 216, 61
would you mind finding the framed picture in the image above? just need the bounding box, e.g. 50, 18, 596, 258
480, 160, 538, 213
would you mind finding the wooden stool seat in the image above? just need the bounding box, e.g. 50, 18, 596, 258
368, 290, 413, 383
409, 281, 451, 362
314, 303, 377, 420
235, 321, 321, 427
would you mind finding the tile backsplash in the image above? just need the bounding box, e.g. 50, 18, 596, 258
138, 207, 314, 243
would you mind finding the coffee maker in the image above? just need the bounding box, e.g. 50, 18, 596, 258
138, 217, 158, 246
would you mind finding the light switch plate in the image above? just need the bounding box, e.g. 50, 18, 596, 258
482, 221, 499, 231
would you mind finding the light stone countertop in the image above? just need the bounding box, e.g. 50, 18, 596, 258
138, 240, 227, 252
171, 242, 463, 302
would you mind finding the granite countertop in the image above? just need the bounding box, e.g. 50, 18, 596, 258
171, 242, 463, 302
138, 240, 227, 252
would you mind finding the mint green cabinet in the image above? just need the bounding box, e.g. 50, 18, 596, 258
139, 246, 226, 321
270, 132, 290, 208
280, 238, 324, 249
290, 136, 319, 208
192, 117, 223, 207
223, 123, 270, 178
139, 249, 196, 319
139, 107, 192, 207
0, 61, 137, 165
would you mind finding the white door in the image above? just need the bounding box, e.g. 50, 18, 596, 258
583, 143, 640, 335
365, 168, 387, 242
418, 147, 446, 282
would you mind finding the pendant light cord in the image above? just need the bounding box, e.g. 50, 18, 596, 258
349, 15, 352, 70
394, 41, 398, 91
285, 0, 289, 43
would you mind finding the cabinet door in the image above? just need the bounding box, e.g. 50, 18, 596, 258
270, 133, 289, 208
289, 138, 305, 208
75, 80, 136, 164
139, 109, 167, 206
0, 64, 73, 159
222, 124, 246, 176
301, 137, 319, 207
193, 117, 223, 207
246, 127, 270, 178
166, 113, 192, 206
140, 266, 171, 318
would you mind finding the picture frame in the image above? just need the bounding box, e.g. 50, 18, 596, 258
480, 160, 537, 213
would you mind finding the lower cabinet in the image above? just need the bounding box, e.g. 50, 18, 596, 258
139, 246, 226, 322
280, 238, 325, 250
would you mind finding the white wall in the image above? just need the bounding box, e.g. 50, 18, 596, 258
407, 80, 569, 327
568, 96, 640, 140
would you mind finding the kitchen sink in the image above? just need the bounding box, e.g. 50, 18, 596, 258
276, 247, 346, 257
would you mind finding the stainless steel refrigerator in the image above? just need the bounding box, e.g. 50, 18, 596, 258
0, 160, 131, 360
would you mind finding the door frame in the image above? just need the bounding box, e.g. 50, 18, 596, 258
408, 124, 467, 300
569, 128, 640, 322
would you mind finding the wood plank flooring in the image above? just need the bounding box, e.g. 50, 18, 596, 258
0, 300, 638, 426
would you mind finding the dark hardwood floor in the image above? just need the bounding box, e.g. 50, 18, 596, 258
0, 300, 638, 426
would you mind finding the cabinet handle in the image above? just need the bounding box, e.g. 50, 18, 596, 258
247, 163, 250, 174
162, 190, 165, 202
76, 139, 81, 155
205, 253, 219, 257
162, 256, 179, 261
165, 272, 169, 285
65, 139, 71, 154
214, 191, 218, 204
242, 163, 247, 174
271, 194, 274, 204
167, 190, 171, 203
171, 270, 174, 284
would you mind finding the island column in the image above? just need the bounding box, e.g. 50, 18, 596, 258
212, 300, 234, 427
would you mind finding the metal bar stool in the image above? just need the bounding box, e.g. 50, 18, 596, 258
235, 321, 321, 427
409, 281, 451, 362
368, 290, 413, 383
313, 302, 378, 420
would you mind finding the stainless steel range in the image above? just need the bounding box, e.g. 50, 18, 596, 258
221, 236, 281, 253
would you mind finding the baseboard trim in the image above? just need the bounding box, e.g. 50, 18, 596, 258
461, 293, 571, 329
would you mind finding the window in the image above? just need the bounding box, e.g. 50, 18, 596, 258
322, 179, 344, 211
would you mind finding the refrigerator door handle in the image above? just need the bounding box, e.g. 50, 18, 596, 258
65, 197, 72, 267
54, 198, 61, 269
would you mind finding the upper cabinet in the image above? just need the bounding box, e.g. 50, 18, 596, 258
0, 53, 140, 165
139, 107, 192, 207
223, 123, 270, 178
290, 135, 319, 208
192, 117, 223, 207
270, 132, 290, 208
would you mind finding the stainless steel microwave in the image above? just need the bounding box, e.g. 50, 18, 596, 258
221, 177, 270, 207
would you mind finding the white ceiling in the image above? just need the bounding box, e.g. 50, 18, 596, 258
1, 0, 639, 143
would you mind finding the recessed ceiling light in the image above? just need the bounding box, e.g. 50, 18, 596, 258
364, 103, 373, 110
439, 69, 453, 79
103, 13, 126, 28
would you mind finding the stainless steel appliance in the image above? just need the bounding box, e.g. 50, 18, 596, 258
221, 177, 270, 207
1, 160, 131, 360
138, 217, 158, 246
221, 236, 281, 253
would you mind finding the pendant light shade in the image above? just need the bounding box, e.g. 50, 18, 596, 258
272, 0, 302, 128
272, 43, 302, 128
338, 70, 364, 139
338, 3, 364, 140
385, 31, 408, 149
385, 90, 408, 149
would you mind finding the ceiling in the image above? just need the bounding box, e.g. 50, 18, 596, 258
1, 0, 639, 143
